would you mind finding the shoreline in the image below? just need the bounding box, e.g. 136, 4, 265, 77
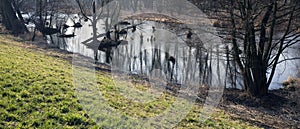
1, 33, 299, 128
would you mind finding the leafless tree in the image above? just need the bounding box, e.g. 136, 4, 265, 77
0, 0, 28, 35
197, 0, 300, 96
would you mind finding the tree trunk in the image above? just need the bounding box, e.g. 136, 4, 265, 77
12, 0, 26, 25
244, 65, 269, 97
0, 0, 27, 35
198, 0, 299, 97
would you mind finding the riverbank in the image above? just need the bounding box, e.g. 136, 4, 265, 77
125, 16, 300, 128
1, 11, 300, 127
0, 34, 259, 128
221, 86, 300, 128
1, 34, 299, 128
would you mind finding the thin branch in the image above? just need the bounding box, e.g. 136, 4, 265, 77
277, 57, 300, 64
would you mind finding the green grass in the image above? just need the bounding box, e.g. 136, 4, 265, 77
0, 35, 259, 128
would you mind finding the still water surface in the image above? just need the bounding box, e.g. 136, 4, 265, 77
46, 18, 299, 90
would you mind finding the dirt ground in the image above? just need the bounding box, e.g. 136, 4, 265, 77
220, 81, 300, 129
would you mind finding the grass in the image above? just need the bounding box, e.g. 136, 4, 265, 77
0, 35, 259, 128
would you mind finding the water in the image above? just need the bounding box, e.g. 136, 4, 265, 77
269, 44, 300, 89
46, 18, 225, 87
45, 18, 299, 90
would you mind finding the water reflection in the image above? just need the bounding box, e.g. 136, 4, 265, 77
110, 21, 224, 87
46, 16, 299, 90
47, 18, 225, 88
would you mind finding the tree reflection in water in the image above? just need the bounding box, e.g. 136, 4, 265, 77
49, 19, 225, 90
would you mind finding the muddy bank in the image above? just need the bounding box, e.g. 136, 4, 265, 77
220, 83, 300, 129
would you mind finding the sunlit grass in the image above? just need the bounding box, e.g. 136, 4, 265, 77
0, 35, 259, 128
0, 36, 95, 128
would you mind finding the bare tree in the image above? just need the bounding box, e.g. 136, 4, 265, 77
197, 0, 300, 96
75, 0, 119, 61
0, 0, 28, 35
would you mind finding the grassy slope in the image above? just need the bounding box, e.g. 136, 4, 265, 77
0, 35, 258, 129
